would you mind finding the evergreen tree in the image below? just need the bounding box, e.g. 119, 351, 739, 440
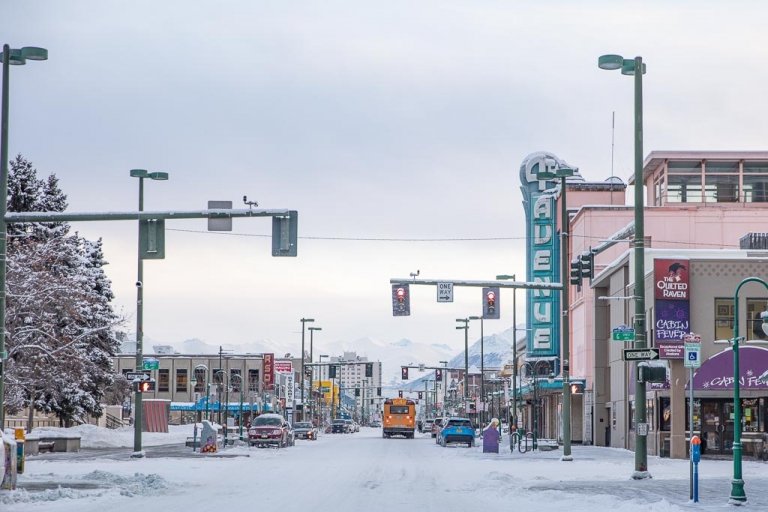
4, 155, 121, 425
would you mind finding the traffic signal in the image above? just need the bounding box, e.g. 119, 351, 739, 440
401, 366, 409, 380
355, 388, 360, 397
435, 368, 443, 381
392, 284, 411, 316
329, 365, 337, 379
418, 391, 423, 399
365, 363, 373, 378
570, 258, 582, 286
133, 379, 155, 393
482, 287, 500, 319
580, 251, 594, 280
398, 390, 403, 398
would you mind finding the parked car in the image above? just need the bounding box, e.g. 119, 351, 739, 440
431, 417, 446, 439
248, 414, 294, 448
370, 420, 382, 428
293, 421, 318, 440
344, 419, 356, 432
331, 419, 348, 433
423, 418, 434, 435
438, 417, 475, 447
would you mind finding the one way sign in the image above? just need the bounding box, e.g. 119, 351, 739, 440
623, 348, 660, 361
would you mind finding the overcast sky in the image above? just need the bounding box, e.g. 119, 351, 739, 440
4, 1, 768, 357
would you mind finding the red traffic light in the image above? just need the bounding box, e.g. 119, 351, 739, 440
486, 291, 496, 304
401, 366, 409, 380
396, 287, 406, 303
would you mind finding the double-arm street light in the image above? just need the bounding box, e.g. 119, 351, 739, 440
299, 318, 315, 421
496, 274, 518, 430
468, 315, 485, 424
308, 326, 322, 424
0, 44, 48, 429
455, 319, 469, 403
599, 53, 649, 479
534, 163, 575, 462
191, 364, 209, 422
130, 168, 169, 456
230, 373, 244, 441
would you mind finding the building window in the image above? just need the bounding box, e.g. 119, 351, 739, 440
231, 369, 242, 392
704, 174, 739, 203
667, 174, 702, 203
248, 369, 260, 391
743, 175, 768, 203
158, 369, 170, 393
193, 367, 206, 393
176, 369, 188, 393
714, 298, 734, 341
746, 298, 768, 341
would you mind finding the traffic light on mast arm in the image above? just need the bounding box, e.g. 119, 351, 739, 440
435, 368, 442, 380
482, 287, 500, 319
401, 366, 409, 380
392, 284, 411, 316
580, 251, 595, 280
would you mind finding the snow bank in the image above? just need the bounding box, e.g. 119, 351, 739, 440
29, 424, 196, 448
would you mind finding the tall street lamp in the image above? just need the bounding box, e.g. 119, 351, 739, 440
130, 168, 168, 456
535, 164, 575, 462
468, 315, 485, 424
496, 274, 517, 430
728, 277, 768, 504
308, 326, 322, 424
599, 53, 649, 478
0, 44, 48, 429
456, 318, 469, 405
319, 354, 329, 427
299, 318, 315, 421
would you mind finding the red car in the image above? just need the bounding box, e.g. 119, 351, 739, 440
248, 414, 294, 448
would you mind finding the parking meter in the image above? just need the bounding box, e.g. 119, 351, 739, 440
691, 435, 701, 502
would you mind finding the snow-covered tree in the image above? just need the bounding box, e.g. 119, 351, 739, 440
3, 155, 122, 425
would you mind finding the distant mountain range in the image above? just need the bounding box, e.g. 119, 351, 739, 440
140, 325, 526, 386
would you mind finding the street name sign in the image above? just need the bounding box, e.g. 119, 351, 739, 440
623, 348, 660, 361
126, 372, 149, 381
612, 326, 635, 341
142, 358, 159, 370
437, 282, 453, 303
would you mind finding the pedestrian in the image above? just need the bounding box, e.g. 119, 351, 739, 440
482, 417, 500, 453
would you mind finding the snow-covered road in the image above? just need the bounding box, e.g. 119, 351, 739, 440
4, 427, 768, 511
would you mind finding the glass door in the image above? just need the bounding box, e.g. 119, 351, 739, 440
701, 401, 722, 454
722, 402, 735, 454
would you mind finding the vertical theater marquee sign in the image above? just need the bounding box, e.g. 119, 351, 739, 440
654, 258, 690, 359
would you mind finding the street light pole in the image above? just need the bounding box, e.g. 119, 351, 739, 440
130, 168, 168, 456
728, 278, 768, 504
455, 319, 469, 405
497, 274, 518, 430
599, 53, 648, 478
308, 326, 321, 425
0, 44, 48, 430
300, 318, 315, 421
439, 360, 448, 416
469, 315, 485, 424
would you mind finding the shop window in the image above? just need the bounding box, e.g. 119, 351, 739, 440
659, 397, 671, 431
158, 369, 170, 393
176, 369, 188, 393
684, 398, 702, 432
715, 298, 734, 341
743, 399, 760, 433
746, 298, 768, 341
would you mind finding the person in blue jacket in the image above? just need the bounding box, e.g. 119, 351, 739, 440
482, 418, 500, 453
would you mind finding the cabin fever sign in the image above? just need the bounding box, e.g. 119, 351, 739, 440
654, 259, 690, 359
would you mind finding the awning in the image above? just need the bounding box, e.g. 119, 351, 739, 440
690, 345, 768, 390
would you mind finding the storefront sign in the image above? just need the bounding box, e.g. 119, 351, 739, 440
263, 353, 274, 389
654, 259, 690, 358
275, 360, 293, 374
691, 346, 768, 390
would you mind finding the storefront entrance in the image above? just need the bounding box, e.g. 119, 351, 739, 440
700, 400, 734, 455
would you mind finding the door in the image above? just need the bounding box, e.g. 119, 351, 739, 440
700, 401, 722, 454
722, 402, 735, 454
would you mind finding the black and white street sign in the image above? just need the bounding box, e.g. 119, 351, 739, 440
437, 282, 453, 303
622, 348, 660, 361
126, 372, 149, 381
